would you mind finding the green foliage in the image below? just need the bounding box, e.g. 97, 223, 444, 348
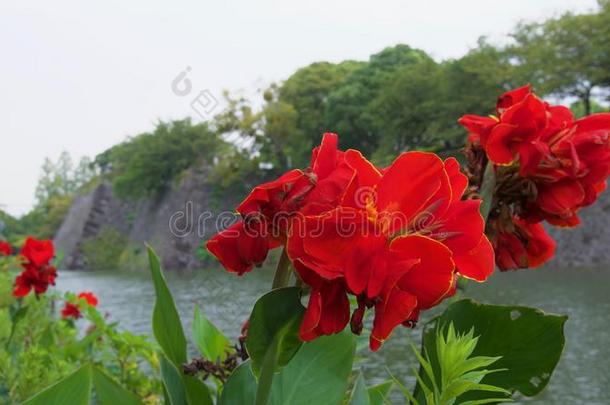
98, 119, 238, 199
148, 246, 187, 366
220, 330, 357, 405
15, 194, 74, 240
81, 227, 127, 270
118, 245, 149, 271
349, 373, 393, 405
92, 367, 144, 405
22, 364, 146, 405
192, 305, 231, 362
397, 324, 511, 405
218, 361, 257, 405
245, 287, 305, 376
0, 272, 161, 404
147, 246, 213, 405
324, 44, 433, 155
416, 299, 567, 402
22, 364, 93, 405
268, 329, 356, 405
510, 3, 610, 114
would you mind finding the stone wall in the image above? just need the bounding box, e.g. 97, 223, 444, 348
54, 172, 610, 270
54, 167, 240, 271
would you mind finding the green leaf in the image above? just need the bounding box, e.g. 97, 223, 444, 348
349, 373, 370, 405
92, 367, 143, 405
22, 364, 92, 405
246, 287, 305, 375
193, 304, 231, 361
184, 375, 214, 405
269, 330, 356, 405
148, 246, 187, 366
160, 354, 188, 405
218, 361, 257, 405
368, 381, 393, 405
149, 247, 214, 405
421, 299, 567, 400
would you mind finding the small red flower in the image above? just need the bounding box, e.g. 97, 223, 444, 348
494, 217, 556, 271
61, 302, 82, 319
0, 241, 12, 256
460, 85, 554, 171
78, 291, 99, 307
13, 263, 57, 298
12, 237, 57, 298
20, 237, 54, 267
61, 292, 98, 320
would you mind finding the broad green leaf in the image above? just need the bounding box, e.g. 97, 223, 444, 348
148, 246, 187, 366
218, 361, 257, 405
246, 287, 305, 375
92, 367, 143, 405
160, 354, 188, 405
420, 299, 566, 401
193, 304, 231, 361
368, 381, 393, 405
269, 330, 356, 405
349, 373, 370, 405
149, 247, 214, 405
184, 375, 214, 405
22, 364, 92, 405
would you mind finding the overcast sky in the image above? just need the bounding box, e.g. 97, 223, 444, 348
0, 0, 599, 216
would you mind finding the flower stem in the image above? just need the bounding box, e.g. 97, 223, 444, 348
271, 248, 292, 289
479, 160, 496, 223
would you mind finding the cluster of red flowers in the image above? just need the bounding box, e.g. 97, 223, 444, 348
207, 134, 495, 350
13, 237, 57, 297
0, 240, 12, 256
61, 291, 99, 320
460, 85, 610, 270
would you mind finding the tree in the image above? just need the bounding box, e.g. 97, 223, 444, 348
324, 45, 433, 155
279, 61, 364, 148
510, 5, 610, 114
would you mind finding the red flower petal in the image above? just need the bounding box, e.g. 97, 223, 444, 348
444, 158, 468, 202
537, 179, 585, 216
453, 235, 495, 281
392, 235, 455, 309
206, 221, 270, 275
376, 152, 448, 223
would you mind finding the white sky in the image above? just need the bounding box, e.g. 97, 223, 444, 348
0, 0, 599, 216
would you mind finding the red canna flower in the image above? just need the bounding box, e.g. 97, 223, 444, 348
13, 263, 57, 297
20, 237, 54, 267
289, 151, 495, 350
207, 133, 354, 275
494, 217, 556, 271
61, 302, 82, 319
460, 85, 553, 172
529, 113, 610, 226
462, 86, 610, 272
0, 241, 12, 256
12, 237, 57, 298
78, 291, 99, 307
61, 292, 98, 319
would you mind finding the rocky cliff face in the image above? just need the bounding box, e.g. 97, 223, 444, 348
55, 172, 610, 270
54, 167, 241, 270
